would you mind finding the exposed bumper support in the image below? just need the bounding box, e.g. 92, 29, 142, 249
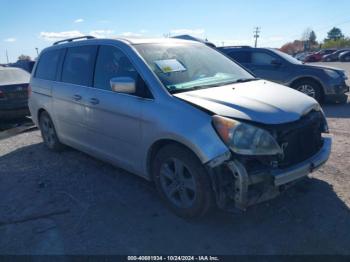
273, 137, 332, 186
208, 136, 332, 212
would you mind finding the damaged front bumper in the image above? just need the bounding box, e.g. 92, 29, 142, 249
207, 136, 332, 211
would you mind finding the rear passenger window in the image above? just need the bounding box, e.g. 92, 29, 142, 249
228, 51, 251, 63
61, 45, 97, 86
94, 46, 138, 91
35, 49, 63, 80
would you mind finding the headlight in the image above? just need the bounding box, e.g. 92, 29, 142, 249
212, 115, 282, 156
324, 69, 340, 79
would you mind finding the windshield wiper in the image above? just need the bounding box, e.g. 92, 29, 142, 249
233, 78, 260, 84
169, 84, 220, 94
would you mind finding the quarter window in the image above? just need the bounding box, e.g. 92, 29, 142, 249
35, 49, 63, 80
61, 45, 97, 86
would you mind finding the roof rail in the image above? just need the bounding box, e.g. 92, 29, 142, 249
53, 36, 96, 46
221, 45, 252, 49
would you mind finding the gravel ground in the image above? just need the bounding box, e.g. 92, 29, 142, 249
0, 63, 349, 255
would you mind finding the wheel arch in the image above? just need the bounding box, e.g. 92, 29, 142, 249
146, 139, 204, 181
289, 76, 325, 98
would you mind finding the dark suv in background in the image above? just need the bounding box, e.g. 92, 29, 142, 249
219, 46, 349, 103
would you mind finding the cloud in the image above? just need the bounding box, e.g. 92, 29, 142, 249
74, 18, 84, 23
4, 37, 16, 42
120, 32, 143, 37
89, 30, 115, 38
39, 31, 84, 41
170, 28, 205, 36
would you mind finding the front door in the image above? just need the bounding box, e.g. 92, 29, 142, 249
85, 45, 150, 171
246, 50, 289, 84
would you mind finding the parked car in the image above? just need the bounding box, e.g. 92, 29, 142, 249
304, 49, 336, 62
339, 50, 350, 62
29, 36, 331, 218
294, 51, 312, 61
0, 67, 30, 119
10, 60, 36, 73
218, 46, 349, 103
322, 49, 350, 62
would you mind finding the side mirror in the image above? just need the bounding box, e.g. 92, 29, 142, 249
110, 77, 136, 94
271, 59, 282, 66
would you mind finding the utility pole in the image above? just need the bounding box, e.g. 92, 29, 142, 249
253, 27, 260, 48
5, 49, 9, 64
35, 48, 39, 56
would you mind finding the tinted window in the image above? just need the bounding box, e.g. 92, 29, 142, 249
94, 46, 139, 91
228, 51, 251, 63
61, 45, 97, 86
251, 52, 275, 65
35, 49, 63, 80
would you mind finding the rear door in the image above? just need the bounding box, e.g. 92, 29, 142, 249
52, 45, 97, 148
85, 45, 152, 171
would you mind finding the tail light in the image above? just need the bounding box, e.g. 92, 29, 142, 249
0, 90, 4, 99
28, 85, 32, 97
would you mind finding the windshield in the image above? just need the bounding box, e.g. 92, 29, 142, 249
134, 43, 254, 93
272, 49, 303, 64
0, 68, 30, 85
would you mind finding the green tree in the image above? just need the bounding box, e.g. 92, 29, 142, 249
326, 27, 344, 41
309, 31, 317, 44
322, 38, 350, 48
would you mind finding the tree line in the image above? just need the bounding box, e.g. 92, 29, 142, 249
281, 27, 350, 54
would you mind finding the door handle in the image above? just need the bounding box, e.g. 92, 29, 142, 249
89, 98, 99, 105
73, 94, 82, 101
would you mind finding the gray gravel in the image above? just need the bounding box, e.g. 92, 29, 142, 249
0, 63, 349, 255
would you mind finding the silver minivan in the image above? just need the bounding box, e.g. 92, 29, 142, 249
29, 36, 332, 218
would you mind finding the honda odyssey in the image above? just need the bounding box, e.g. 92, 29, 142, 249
29, 36, 332, 218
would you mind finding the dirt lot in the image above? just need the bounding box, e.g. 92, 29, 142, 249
0, 62, 349, 255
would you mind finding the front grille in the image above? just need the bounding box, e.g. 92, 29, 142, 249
271, 111, 324, 168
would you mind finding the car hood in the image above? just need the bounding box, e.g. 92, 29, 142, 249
299, 63, 343, 72
174, 80, 320, 124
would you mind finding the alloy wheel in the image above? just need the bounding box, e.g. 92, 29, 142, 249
159, 158, 197, 208
41, 115, 57, 147
297, 84, 316, 98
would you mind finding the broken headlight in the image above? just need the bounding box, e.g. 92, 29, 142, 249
212, 115, 282, 156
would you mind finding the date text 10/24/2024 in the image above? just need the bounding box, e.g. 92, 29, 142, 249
127, 256, 220, 261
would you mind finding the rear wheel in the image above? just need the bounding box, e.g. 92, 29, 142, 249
153, 144, 214, 218
39, 111, 64, 151
293, 79, 323, 102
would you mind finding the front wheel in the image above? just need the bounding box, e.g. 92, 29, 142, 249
293, 80, 323, 102
153, 144, 214, 218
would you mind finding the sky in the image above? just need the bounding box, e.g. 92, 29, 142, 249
1, 0, 350, 63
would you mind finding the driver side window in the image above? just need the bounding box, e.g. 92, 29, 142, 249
94, 45, 152, 98
251, 52, 275, 65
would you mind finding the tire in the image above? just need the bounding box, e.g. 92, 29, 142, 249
292, 79, 323, 102
39, 111, 64, 151
152, 144, 214, 218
